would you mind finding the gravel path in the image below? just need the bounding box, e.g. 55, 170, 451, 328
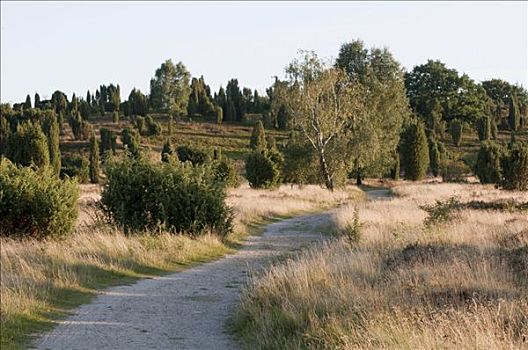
32, 212, 334, 350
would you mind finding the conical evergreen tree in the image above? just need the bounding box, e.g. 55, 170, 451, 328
249, 120, 267, 150
89, 133, 100, 183
24, 95, 32, 110
508, 93, 520, 131
34, 93, 41, 109
401, 121, 429, 181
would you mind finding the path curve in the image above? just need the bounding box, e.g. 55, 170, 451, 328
32, 212, 333, 350
32, 189, 390, 350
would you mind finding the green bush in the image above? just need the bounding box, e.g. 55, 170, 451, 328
245, 151, 281, 189
121, 128, 141, 156
440, 158, 471, 183
249, 120, 267, 151
61, 154, 89, 183
0, 159, 79, 238
401, 122, 429, 181
6, 121, 49, 168
475, 141, 503, 184
449, 119, 463, 146
500, 142, 528, 191
176, 145, 211, 166
101, 157, 233, 236
213, 157, 240, 188
134, 116, 145, 134
145, 115, 162, 136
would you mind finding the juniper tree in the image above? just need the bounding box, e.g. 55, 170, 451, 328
401, 121, 429, 180
475, 141, 503, 184
89, 134, 100, 183
249, 120, 267, 151
6, 122, 50, 168
24, 95, 32, 110
42, 112, 61, 176
34, 93, 41, 109
508, 93, 520, 131
161, 139, 172, 162
449, 119, 463, 146
476, 115, 491, 141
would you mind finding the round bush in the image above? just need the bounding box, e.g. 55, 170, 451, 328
101, 157, 233, 236
0, 159, 79, 239
245, 151, 281, 189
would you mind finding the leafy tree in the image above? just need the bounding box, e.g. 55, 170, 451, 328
282, 136, 320, 185
6, 122, 50, 168
89, 133, 100, 183
336, 40, 409, 184
475, 115, 491, 141
149, 59, 190, 116
449, 119, 463, 146
249, 120, 267, 150
401, 121, 429, 180
475, 141, 503, 184
161, 139, 173, 162
508, 93, 520, 131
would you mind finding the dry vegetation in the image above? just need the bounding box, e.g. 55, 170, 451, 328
0, 183, 359, 349
234, 182, 528, 349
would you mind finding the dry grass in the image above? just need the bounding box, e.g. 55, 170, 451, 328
234, 183, 528, 349
0, 183, 358, 349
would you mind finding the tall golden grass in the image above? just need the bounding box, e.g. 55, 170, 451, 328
234, 183, 528, 349
0, 183, 359, 349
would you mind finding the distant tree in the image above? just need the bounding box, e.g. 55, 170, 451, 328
128, 88, 149, 116
149, 59, 190, 116
226, 79, 244, 121
89, 134, 100, 183
475, 141, 503, 184
249, 120, 267, 150
214, 86, 227, 117
187, 76, 215, 117
112, 111, 119, 124
6, 122, 50, 168
215, 106, 223, 124
100, 128, 117, 156
401, 121, 429, 181
508, 93, 520, 131
24, 95, 32, 110
70, 93, 79, 114
428, 137, 442, 177
0, 114, 9, 159
42, 112, 61, 176
34, 93, 41, 109
475, 115, 491, 141
51, 90, 68, 116
161, 139, 172, 162
86, 90, 92, 108
145, 116, 162, 136
449, 119, 463, 146
121, 128, 140, 156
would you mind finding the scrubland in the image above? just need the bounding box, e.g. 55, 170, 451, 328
0, 183, 359, 349
234, 182, 528, 349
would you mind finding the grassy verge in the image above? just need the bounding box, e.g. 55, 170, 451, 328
232, 182, 528, 349
0, 183, 361, 349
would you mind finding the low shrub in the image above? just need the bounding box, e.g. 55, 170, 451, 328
101, 157, 233, 236
61, 154, 89, 183
176, 145, 211, 166
0, 159, 79, 238
421, 196, 460, 227
145, 116, 162, 136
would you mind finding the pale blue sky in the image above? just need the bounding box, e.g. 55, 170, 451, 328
1, 1, 527, 103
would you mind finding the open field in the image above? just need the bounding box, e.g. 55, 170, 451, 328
233, 182, 528, 349
0, 183, 361, 349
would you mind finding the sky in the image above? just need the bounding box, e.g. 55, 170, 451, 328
1, 1, 527, 104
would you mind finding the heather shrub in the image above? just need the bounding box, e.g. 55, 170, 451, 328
101, 157, 232, 236
0, 159, 79, 238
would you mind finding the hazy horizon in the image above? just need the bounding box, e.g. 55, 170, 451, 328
1, 1, 527, 104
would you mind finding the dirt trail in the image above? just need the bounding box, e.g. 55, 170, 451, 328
32, 212, 332, 350
32, 190, 389, 350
